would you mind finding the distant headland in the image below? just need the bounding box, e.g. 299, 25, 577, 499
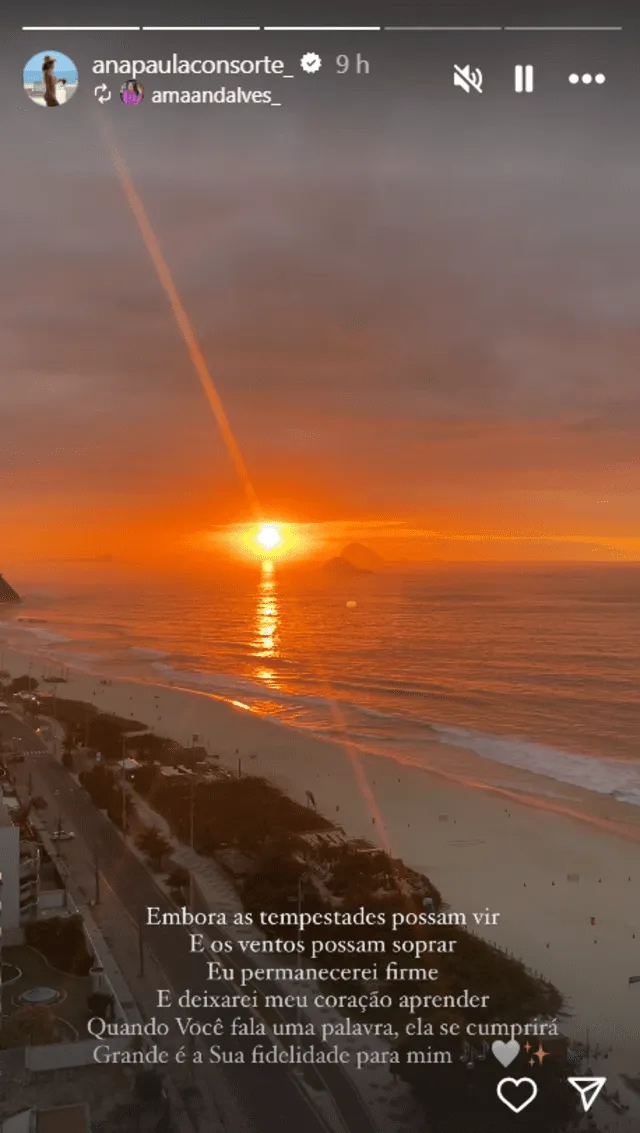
321, 542, 385, 577
0, 574, 21, 603
321, 556, 373, 577
339, 542, 385, 571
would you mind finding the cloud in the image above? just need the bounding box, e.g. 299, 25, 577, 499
44, 554, 118, 563
1, 99, 639, 542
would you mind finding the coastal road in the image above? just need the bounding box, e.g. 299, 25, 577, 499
1, 714, 382, 1133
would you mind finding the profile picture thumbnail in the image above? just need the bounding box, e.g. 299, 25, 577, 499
24, 50, 78, 107
120, 81, 144, 105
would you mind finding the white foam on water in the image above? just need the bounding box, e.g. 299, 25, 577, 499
433, 723, 640, 806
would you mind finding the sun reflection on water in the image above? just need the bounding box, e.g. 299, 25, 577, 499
253, 561, 280, 679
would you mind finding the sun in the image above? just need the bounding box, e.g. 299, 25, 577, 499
213, 520, 313, 562
256, 524, 282, 552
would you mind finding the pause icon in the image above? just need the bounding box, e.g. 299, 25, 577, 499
514, 64, 534, 93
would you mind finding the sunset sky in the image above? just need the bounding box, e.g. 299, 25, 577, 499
3, 44, 639, 573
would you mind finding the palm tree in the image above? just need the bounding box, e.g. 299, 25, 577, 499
136, 825, 172, 867
14, 800, 33, 826
0, 1005, 58, 1048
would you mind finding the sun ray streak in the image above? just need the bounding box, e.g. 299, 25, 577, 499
103, 124, 400, 887
103, 125, 260, 518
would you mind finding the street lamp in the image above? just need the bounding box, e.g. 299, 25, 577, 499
121, 736, 128, 835
138, 919, 145, 977
296, 873, 307, 1026
189, 778, 195, 911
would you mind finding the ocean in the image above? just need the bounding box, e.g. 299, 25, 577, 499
2, 564, 639, 806
23, 70, 77, 84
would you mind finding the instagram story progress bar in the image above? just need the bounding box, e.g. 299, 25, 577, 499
21, 23, 624, 32
514, 64, 534, 92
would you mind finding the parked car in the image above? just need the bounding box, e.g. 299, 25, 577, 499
51, 829, 75, 841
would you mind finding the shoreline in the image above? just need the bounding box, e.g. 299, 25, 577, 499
2, 642, 640, 1092
3, 601, 640, 821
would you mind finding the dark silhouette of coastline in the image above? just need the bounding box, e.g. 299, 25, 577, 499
0, 573, 21, 603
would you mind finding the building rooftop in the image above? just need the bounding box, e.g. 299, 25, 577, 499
117, 758, 140, 771
0, 1059, 131, 1129
1, 1105, 88, 1133
37, 1104, 89, 1133
0, 799, 15, 827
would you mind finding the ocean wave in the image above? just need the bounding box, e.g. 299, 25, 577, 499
331, 678, 436, 698
59, 652, 109, 666
612, 790, 640, 806
145, 663, 640, 808
148, 665, 439, 731
354, 704, 405, 721
130, 646, 171, 660
0, 621, 70, 645
5, 606, 638, 811
432, 724, 640, 805
151, 661, 331, 709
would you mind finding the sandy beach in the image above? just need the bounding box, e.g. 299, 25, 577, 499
3, 642, 640, 1100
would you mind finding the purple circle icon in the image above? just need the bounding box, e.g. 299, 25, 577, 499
120, 81, 144, 105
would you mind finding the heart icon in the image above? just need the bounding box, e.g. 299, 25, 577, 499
497, 1077, 538, 1114
491, 1039, 520, 1068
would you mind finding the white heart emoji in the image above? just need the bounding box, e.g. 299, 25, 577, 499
491, 1039, 520, 1068
497, 1077, 538, 1114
